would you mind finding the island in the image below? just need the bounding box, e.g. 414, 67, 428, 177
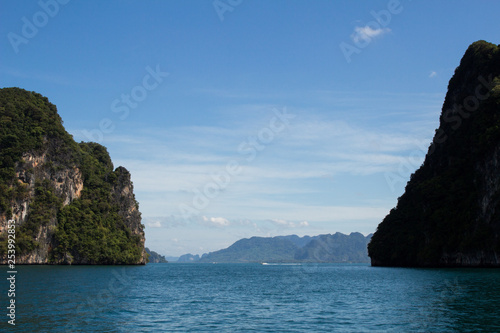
0, 88, 146, 264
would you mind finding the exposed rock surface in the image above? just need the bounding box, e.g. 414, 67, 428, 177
4, 147, 84, 264
113, 166, 147, 263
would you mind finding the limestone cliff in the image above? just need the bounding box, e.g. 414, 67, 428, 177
8, 147, 83, 264
368, 41, 500, 267
0, 88, 146, 264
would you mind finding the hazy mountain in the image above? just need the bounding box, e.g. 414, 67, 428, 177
177, 253, 201, 263
295, 232, 372, 262
145, 248, 168, 263
179, 233, 372, 263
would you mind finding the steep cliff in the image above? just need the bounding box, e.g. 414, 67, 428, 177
368, 40, 500, 267
0, 88, 146, 264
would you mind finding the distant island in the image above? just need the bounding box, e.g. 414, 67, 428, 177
368, 40, 500, 267
177, 253, 200, 263
177, 232, 372, 263
0, 88, 146, 264
145, 247, 168, 263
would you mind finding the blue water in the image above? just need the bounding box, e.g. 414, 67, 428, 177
3, 263, 500, 332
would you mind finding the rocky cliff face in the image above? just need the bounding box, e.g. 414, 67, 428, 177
10, 148, 83, 264
112, 166, 147, 264
0, 88, 146, 264
368, 41, 500, 267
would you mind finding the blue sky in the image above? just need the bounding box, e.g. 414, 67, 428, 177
1, 1, 499, 257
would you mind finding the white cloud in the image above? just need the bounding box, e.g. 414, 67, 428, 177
143, 216, 187, 229
202, 216, 231, 227
429, 71, 437, 78
269, 219, 310, 228
270, 219, 288, 226
351, 25, 391, 43
146, 220, 162, 228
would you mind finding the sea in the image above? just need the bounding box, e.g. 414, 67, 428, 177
4, 263, 500, 332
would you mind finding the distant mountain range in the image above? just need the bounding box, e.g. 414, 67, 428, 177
176, 232, 372, 263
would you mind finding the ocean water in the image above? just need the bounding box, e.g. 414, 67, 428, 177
4, 263, 500, 332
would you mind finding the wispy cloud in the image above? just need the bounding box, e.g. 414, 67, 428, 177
429, 71, 437, 78
75, 100, 439, 257
100, 103, 435, 221
142, 216, 187, 229
350, 26, 391, 43
202, 216, 231, 227
269, 219, 309, 228
146, 220, 162, 228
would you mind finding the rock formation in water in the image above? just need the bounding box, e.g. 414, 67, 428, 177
145, 247, 168, 263
368, 40, 500, 267
0, 88, 146, 264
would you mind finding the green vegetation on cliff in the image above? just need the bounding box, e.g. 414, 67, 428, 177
52, 143, 143, 264
0, 89, 77, 217
0, 88, 144, 264
368, 41, 500, 267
